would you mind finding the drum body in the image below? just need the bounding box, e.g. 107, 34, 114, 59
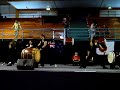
107, 51, 115, 64
32, 48, 40, 62
64, 38, 74, 45
21, 48, 40, 62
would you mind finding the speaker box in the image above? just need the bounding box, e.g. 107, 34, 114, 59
17, 59, 35, 70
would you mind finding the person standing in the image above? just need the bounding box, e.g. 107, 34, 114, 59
89, 22, 97, 48
11, 20, 22, 41
48, 40, 57, 67
7, 40, 18, 66
62, 17, 70, 38
102, 24, 110, 37
87, 37, 98, 65
97, 37, 108, 69
37, 34, 49, 67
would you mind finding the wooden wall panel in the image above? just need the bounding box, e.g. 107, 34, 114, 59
0, 18, 64, 39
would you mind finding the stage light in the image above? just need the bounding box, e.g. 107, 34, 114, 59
108, 6, 112, 9
46, 6, 50, 10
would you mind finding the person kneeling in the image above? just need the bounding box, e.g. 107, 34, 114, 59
72, 52, 80, 66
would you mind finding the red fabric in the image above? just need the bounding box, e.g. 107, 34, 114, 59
72, 55, 80, 61
98, 37, 104, 43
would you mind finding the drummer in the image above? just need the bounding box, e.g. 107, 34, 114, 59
7, 40, 18, 66
37, 34, 49, 67
26, 40, 33, 48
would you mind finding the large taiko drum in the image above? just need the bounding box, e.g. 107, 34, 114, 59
21, 48, 40, 62
107, 51, 115, 64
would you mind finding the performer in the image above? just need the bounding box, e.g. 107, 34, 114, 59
62, 17, 70, 38
11, 20, 22, 41
97, 36, 108, 69
102, 24, 110, 37
98, 36, 107, 53
37, 34, 49, 67
7, 40, 18, 66
80, 37, 98, 68
48, 40, 57, 67
113, 52, 120, 69
89, 37, 98, 59
26, 40, 33, 48
72, 52, 80, 66
89, 22, 97, 48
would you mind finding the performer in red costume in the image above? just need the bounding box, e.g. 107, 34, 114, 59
72, 52, 80, 66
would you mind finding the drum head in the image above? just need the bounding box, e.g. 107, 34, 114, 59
107, 52, 115, 63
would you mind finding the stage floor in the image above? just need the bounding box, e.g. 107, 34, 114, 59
0, 63, 120, 73
1, 63, 120, 90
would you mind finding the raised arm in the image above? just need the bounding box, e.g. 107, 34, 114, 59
37, 41, 41, 47
42, 41, 47, 49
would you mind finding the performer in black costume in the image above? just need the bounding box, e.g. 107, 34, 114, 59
7, 40, 18, 66
48, 40, 57, 67
37, 34, 49, 67
79, 37, 98, 68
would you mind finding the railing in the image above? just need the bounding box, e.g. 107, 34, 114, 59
0, 28, 120, 41
0, 28, 65, 41
68, 28, 116, 41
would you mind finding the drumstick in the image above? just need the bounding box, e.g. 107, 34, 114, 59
99, 44, 104, 50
